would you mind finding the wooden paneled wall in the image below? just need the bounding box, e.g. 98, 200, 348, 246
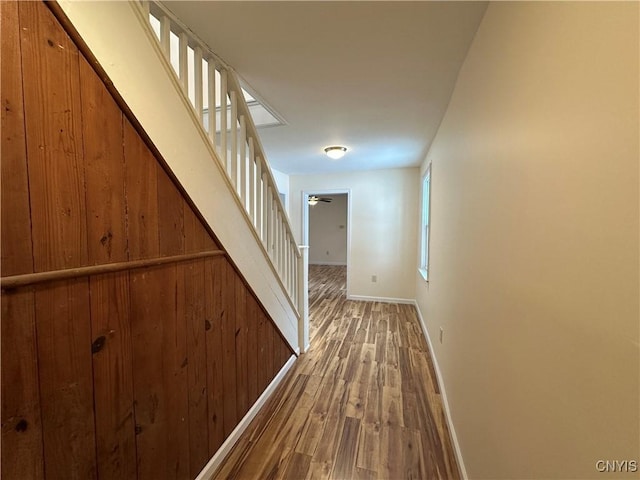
0, 2, 293, 479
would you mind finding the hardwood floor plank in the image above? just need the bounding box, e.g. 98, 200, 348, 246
355, 422, 379, 472
282, 452, 312, 479
379, 425, 403, 479
212, 265, 461, 479
353, 467, 377, 480
331, 416, 360, 479
345, 381, 368, 420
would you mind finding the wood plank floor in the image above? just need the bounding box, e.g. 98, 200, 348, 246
213, 265, 460, 480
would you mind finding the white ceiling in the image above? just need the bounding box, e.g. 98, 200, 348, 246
162, 1, 488, 175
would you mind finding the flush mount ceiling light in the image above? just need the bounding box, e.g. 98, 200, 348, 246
324, 146, 347, 160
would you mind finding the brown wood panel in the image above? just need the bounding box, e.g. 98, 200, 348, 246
206, 256, 225, 454
20, 0, 88, 272
281, 333, 291, 367
157, 168, 184, 256
5, 4, 297, 478
0, 5, 42, 477
35, 278, 97, 479
180, 260, 210, 476
183, 199, 216, 253
124, 119, 159, 261
1, 0, 33, 277
1, 289, 44, 480
89, 272, 137, 479
222, 261, 238, 436
257, 309, 270, 393
80, 56, 127, 265
235, 274, 249, 418
130, 265, 189, 480
246, 294, 259, 406
183, 213, 213, 472
266, 315, 276, 386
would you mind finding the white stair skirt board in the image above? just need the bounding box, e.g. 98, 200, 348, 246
347, 294, 415, 304
195, 354, 297, 480
412, 301, 468, 480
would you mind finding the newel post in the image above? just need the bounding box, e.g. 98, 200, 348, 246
297, 245, 310, 353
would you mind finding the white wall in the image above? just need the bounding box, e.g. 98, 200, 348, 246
290, 168, 419, 301
416, 3, 639, 479
309, 194, 347, 265
58, 1, 300, 350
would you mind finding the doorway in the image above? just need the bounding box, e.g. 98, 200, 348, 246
302, 189, 351, 309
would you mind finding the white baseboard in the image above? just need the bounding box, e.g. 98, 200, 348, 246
347, 294, 415, 304
194, 354, 297, 480
412, 301, 468, 479
308, 261, 347, 266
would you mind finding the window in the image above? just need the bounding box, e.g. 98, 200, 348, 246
419, 165, 431, 281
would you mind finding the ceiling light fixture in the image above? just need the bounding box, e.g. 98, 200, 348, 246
324, 146, 347, 160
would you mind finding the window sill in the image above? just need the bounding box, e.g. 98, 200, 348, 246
418, 268, 429, 283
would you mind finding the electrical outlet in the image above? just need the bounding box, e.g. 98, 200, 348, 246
439, 327, 444, 344
371, 275, 377, 283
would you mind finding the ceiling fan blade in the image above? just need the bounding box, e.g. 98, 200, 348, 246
319, 198, 332, 203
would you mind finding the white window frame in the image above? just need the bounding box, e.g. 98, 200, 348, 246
419, 164, 432, 282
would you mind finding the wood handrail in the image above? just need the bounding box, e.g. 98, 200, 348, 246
1, 250, 225, 289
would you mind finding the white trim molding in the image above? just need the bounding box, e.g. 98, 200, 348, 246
194, 354, 297, 480
412, 301, 468, 479
347, 294, 415, 304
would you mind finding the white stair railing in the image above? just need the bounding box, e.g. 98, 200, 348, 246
136, 1, 304, 319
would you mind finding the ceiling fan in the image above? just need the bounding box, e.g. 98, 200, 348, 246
308, 195, 332, 206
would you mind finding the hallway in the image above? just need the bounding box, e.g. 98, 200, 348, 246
214, 265, 460, 479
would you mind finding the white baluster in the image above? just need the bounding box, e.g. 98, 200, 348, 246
294, 245, 298, 298
287, 237, 291, 294
279, 216, 284, 276
178, 32, 188, 94
220, 69, 228, 166
229, 91, 238, 185
267, 185, 273, 256
249, 138, 256, 223
160, 15, 171, 61
239, 115, 247, 205
258, 160, 265, 243
298, 245, 310, 352
275, 210, 281, 273
194, 47, 203, 120
292, 245, 297, 306
207, 62, 216, 148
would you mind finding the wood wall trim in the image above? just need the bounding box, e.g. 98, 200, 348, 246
1, 250, 225, 289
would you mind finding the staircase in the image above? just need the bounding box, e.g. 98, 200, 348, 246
1, 1, 310, 478
56, 0, 309, 352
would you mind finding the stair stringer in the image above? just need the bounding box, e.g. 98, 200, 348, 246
55, 0, 299, 351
